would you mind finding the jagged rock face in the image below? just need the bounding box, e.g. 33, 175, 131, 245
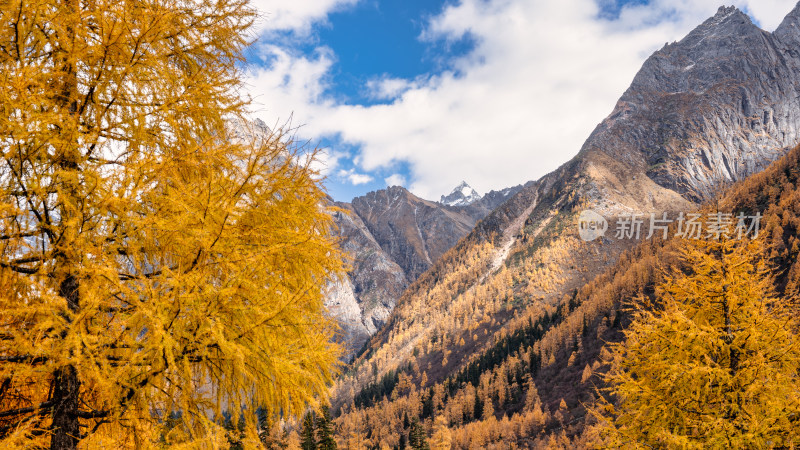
456, 184, 525, 222
469, 180, 539, 241
585, 5, 800, 202
351, 186, 476, 281
333, 204, 409, 331
478, 185, 524, 209
326, 203, 409, 357
440, 181, 481, 206
326, 184, 522, 358
776, 2, 800, 44
327, 186, 503, 359
325, 277, 368, 358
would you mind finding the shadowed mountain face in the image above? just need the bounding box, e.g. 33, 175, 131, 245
326, 203, 409, 356
329, 3, 800, 444
327, 185, 521, 358
351, 186, 475, 282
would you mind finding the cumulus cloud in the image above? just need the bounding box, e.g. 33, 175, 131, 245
337, 168, 374, 185
609, 0, 793, 31
248, 0, 359, 35
365, 77, 416, 101
245, 44, 335, 117
384, 173, 407, 187
245, 0, 798, 200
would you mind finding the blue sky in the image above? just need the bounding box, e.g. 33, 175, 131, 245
245, 0, 796, 202
313, 1, 476, 103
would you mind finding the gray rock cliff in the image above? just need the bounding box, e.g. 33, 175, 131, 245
585, 5, 800, 202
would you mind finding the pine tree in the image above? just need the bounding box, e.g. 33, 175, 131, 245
300, 412, 317, 450
554, 399, 568, 426
258, 413, 289, 449
316, 404, 337, 450
408, 418, 429, 450
593, 239, 800, 447
0, 0, 343, 447
473, 395, 484, 420
223, 412, 245, 450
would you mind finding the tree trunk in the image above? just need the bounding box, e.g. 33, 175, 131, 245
50, 276, 81, 450
49, 366, 80, 450
50, 0, 82, 446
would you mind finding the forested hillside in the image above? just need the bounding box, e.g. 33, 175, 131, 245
316, 141, 800, 450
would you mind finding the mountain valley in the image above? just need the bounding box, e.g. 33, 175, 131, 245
318, 3, 800, 448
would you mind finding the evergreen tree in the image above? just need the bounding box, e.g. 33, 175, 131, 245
473, 395, 484, 420
300, 412, 317, 450
223, 412, 244, 450
316, 404, 337, 450
257, 408, 288, 448
256, 408, 270, 445
593, 239, 800, 447
408, 418, 429, 450
422, 390, 435, 419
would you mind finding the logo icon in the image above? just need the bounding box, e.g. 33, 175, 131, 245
578, 210, 607, 242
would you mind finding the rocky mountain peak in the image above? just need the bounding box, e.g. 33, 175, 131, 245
712, 5, 741, 20
587, 1, 800, 202
618, 6, 763, 107
674, 5, 756, 51
326, 180, 522, 359
775, 1, 800, 44
440, 181, 481, 206
695, 5, 751, 32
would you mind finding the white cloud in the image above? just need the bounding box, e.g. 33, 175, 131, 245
338, 168, 374, 185
365, 77, 416, 101
745, 0, 799, 29
248, 0, 359, 35
245, 0, 799, 200
348, 173, 373, 185
609, 0, 794, 32
384, 173, 407, 187
245, 44, 335, 119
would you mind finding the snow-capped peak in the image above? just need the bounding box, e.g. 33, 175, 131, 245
440, 181, 481, 206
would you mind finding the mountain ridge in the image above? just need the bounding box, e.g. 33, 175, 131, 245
583, 2, 800, 202
326, 182, 524, 357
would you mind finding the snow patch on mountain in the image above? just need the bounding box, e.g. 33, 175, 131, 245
440, 181, 482, 206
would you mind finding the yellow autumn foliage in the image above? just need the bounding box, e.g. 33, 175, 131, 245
0, 0, 343, 448
593, 239, 800, 448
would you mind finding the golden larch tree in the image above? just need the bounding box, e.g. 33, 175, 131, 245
430, 415, 451, 450
593, 239, 800, 448
0, 0, 343, 448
